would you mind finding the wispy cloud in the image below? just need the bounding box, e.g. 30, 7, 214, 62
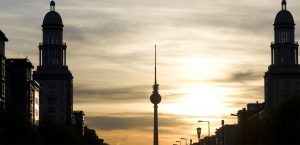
86, 113, 188, 131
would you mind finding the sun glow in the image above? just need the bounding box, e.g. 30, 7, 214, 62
163, 85, 234, 116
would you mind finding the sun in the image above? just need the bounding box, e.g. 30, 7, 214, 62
163, 85, 234, 117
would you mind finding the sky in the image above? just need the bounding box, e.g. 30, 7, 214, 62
1, 0, 300, 145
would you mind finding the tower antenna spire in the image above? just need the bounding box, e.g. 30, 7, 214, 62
282, 0, 287, 10
155, 44, 157, 85
50, 0, 55, 11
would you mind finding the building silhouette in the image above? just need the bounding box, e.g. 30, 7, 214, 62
215, 124, 237, 145
33, 0, 73, 124
150, 45, 162, 145
0, 30, 8, 143
0, 30, 8, 113
264, 0, 300, 110
6, 59, 40, 125
73, 111, 85, 136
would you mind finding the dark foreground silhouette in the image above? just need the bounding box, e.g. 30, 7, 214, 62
236, 95, 300, 145
1, 110, 109, 145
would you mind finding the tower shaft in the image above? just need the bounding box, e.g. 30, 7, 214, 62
153, 104, 158, 145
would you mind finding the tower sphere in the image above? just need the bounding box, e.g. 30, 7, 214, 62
150, 92, 161, 104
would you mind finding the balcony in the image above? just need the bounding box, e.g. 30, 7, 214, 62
39, 42, 66, 46
271, 41, 298, 45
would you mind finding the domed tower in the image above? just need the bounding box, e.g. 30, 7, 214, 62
41, 0, 65, 66
264, 0, 300, 110
272, 0, 297, 65
33, 1, 73, 124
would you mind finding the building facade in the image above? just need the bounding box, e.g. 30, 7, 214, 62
33, 0, 73, 124
264, 0, 300, 110
0, 29, 8, 143
73, 111, 85, 136
6, 59, 40, 125
0, 30, 8, 113
215, 124, 237, 145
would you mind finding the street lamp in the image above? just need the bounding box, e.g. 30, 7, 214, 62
197, 127, 201, 143
176, 140, 181, 145
180, 138, 188, 145
198, 120, 210, 137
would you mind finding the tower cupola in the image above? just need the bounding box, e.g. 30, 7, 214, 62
39, 0, 66, 66
274, 0, 294, 26
271, 0, 299, 66
43, 0, 63, 27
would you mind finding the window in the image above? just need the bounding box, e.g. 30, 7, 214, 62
35, 97, 39, 104
2, 83, 5, 95
2, 60, 5, 77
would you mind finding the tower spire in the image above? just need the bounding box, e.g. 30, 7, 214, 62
282, 0, 287, 10
155, 44, 157, 85
50, 0, 55, 11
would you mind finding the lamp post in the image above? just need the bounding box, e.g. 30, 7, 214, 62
197, 127, 201, 143
198, 120, 210, 137
180, 138, 187, 145
198, 120, 210, 145
176, 140, 181, 145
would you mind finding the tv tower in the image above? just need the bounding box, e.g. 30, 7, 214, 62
150, 45, 161, 145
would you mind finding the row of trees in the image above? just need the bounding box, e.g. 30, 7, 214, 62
1, 110, 109, 145
236, 95, 300, 145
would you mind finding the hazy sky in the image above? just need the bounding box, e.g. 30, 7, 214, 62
1, 0, 300, 145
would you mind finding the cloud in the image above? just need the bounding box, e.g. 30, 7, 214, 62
73, 85, 150, 103
73, 84, 186, 104
228, 70, 262, 83
86, 113, 190, 132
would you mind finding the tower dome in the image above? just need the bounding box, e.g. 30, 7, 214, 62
43, 11, 63, 26
274, 10, 295, 25
274, 0, 295, 25
42, 1, 63, 26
